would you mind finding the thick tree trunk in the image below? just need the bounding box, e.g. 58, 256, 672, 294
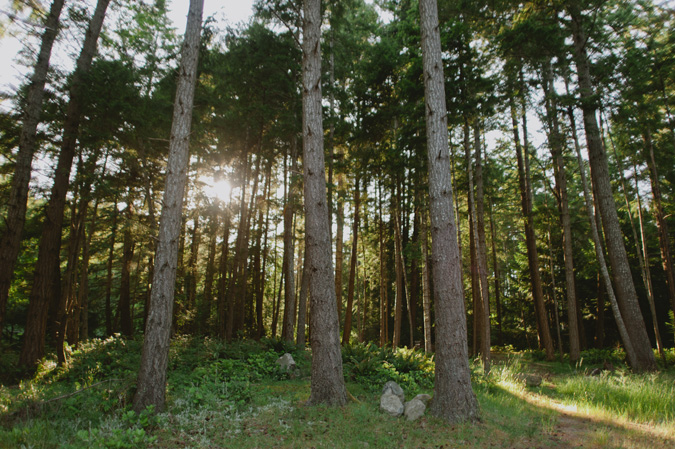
568, 4, 656, 371
303, 0, 347, 406
133, 0, 203, 413
342, 177, 360, 345
0, 0, 65, 338
508, 93, 555, 360
542, 63, 580, 361
420, 0, 478, 422
19, 0, 111, 369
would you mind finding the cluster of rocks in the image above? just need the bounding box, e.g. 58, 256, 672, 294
379, 381, 431, 421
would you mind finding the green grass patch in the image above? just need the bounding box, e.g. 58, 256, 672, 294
1, 337, 674, 448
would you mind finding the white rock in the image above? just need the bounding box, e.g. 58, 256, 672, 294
404, 398, 426, 421
382, 381, 405, 403
380, 391, 404, 417
276, 353, 296, 372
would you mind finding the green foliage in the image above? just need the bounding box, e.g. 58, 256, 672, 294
341, 342, 434, 394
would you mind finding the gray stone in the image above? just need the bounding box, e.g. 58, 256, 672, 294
382, 381, 405, 403
526, 374, 542, 387
413, 394, 432, 405
276, 353, 297, 375
404, 398, 426, 421
380, 391, 404, 417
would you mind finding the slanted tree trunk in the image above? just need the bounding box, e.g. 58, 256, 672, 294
0, 0, 65, 339
568, 94, 639, 368
133, 0, 203, 413
303, 0, 347, 406
19, 0, 111, 369
568, 3, 656, 371
342, 177, 360, 345
542, 62, 580, 362
420, 0, 478, 423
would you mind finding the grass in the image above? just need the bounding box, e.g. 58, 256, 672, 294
1, 338, 674, 448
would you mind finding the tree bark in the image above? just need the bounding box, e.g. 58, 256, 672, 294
0, 0, 65, 338
19, 0, 111, 369
133, 0, 203, 413
420, 0, 478, 422
568, 3, 656, 371
303, 0, 347, 406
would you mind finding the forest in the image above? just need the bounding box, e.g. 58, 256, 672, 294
1, 0, 675, 446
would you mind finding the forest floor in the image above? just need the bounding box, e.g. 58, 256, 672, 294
1, 337, 674, 448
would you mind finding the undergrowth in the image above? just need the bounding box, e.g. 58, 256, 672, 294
1, 337, 674, 448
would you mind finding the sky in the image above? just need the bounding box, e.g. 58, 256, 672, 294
0, 0, 256, 105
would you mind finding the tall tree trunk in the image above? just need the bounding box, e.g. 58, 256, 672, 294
392, 189, 404, 348
297, 244, 310, 346
200, 214, 218, 333
105, 199, 119, 336
508, 92, 555, 360
342, 177, 360, 345
602, 117, 665, 360
420, 0, 478, 422
542, 62, 580, 361
568, 4, 656, 371
643, 125, 675, 339
0, 0, 65, 338
185, 207, 201, 331
257, 160, 273, 339
335, 175, 345, 319
568, 95, 639, 368
282, 142, 298, 342
119, 195, 135, 337
133, 0, 203, 413
633, 160, 666, 362
464, 119, 489, 369
226, 150, 250, 340
378, 181, 388, 346
420, 205, 432, 353
303, 0, 347, 406
19, 0, 111, 370
473, 122, 491, 373
217, 206, 232, 339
